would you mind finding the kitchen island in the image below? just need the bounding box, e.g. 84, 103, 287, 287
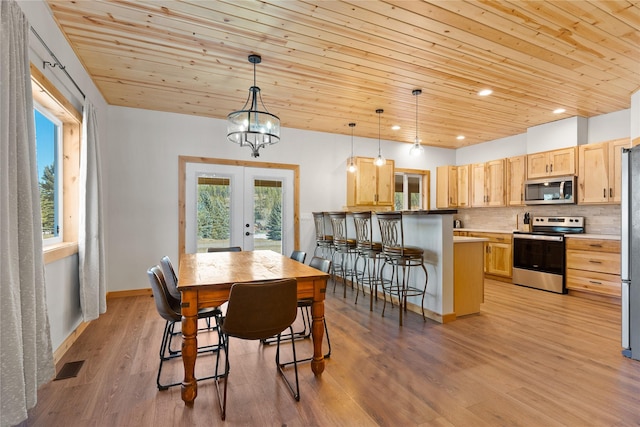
331, 210, 485, 323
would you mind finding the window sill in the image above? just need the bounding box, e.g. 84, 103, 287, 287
44, 242, 78, 264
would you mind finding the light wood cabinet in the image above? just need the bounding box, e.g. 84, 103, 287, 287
527, 147, 576, 179
578, 138, 630, 204
471, 159, 506, 207
566, 237, 621, 297
507, 155, 527, 206
457, 164, 470, 208
467, 232, 513, 278
454, 239, 485, 316
347, 157, 395, 208
436, 165, 458, 208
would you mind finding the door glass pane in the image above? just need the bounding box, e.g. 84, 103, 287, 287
253, 179, 283, 253
197, 176, 231, 252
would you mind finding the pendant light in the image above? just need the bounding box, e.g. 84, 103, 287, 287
374, 109, 386, 166
409, 89, 424, 156
347, 122, 357, 173
227, 54, 280, 158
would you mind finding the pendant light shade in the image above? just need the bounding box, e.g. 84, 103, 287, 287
227, 54, 280, 158
374, 109, 386, 166
409, 89, 424, 156
347, 122, 357, 173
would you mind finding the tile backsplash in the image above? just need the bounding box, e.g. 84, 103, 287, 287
454, 204, 621, 235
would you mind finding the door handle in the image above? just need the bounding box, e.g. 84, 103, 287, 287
245, 231, 251, 236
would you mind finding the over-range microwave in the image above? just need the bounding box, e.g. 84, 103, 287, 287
524, 175, 576, 205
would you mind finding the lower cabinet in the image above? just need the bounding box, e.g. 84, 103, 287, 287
566, 238, 621, 297
467, 232, 513, 278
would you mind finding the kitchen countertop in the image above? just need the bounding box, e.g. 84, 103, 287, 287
455, 228, 620, 240
454, 236, 489, 243
565, 234, 621, 240
453, 228, 516, 234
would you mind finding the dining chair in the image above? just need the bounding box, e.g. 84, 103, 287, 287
207, 246, 242, 252
214, 278, 300, 420
147, 265, 223, 390
278, 256, 332, 367
262, 250, 310, 345
160, 255, 217, 337
377, 211, 428, 326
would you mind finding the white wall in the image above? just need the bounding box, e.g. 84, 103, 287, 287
105, 106, 456, 291
588, 110, 631, 143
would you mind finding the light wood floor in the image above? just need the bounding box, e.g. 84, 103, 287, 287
22, 279, 640, 426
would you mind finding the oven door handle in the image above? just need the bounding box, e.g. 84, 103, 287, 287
513, 234, 564, 242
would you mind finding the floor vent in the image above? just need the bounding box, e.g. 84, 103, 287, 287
54, 360, 84, 381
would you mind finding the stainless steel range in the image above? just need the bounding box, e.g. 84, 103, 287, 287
512, 216, 585, 294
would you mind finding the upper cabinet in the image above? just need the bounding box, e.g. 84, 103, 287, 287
527, 147, 576, 179
457, 164, 471, 208
506, 155, 527, 206
471, 159, 506, 207
436, 165, 458, 209
436, 165, 470, 209
346, 157, 395, 208
578, 138, 630, 204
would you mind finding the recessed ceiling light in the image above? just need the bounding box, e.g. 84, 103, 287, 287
391, 125, 401, 131
553, 108, 566, 114
478, 89, 493, 96
456, 135, 465, 140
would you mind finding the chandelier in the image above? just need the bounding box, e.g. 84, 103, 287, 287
409, 89, 424, 156
227, 54, 280, 157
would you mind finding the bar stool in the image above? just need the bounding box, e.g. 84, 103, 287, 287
376, 211, 428, 326
328, 211, 358, 298
352, 211, 384, 310
312, 212, 333, 260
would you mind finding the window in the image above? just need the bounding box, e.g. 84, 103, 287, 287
34, 103, 63, 244
394, 169, 430, 211
31, 63, 82, 263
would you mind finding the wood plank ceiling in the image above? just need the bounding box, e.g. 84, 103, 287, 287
45, 0, 640, 149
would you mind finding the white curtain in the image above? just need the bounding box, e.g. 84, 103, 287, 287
79, 101, 106, 321
1, 1, 55, 426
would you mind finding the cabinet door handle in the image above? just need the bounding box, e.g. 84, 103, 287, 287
546, 164, 549, 173
550, 164, 553, 173
589, 244, 602, 248
589, 260, 602, 264
496, 237, 505, 241
610, 188, 613, 198
589, 280, 602, 285
603, 188, 606, 198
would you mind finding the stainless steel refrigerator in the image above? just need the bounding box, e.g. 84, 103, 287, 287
622, 146, 640, 360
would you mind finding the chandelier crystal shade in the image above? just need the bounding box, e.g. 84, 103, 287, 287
409, 89, 424, 156
227, 54, 280, 158
374, 109, 386, 166
347, 122, 357, 173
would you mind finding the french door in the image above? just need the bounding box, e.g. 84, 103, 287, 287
185, 162, 294, 254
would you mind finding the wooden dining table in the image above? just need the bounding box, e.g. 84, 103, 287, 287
177, 250, 330, 406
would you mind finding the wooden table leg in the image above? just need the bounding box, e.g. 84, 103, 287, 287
311, 287, 326, 376
181, 290, 198, 406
